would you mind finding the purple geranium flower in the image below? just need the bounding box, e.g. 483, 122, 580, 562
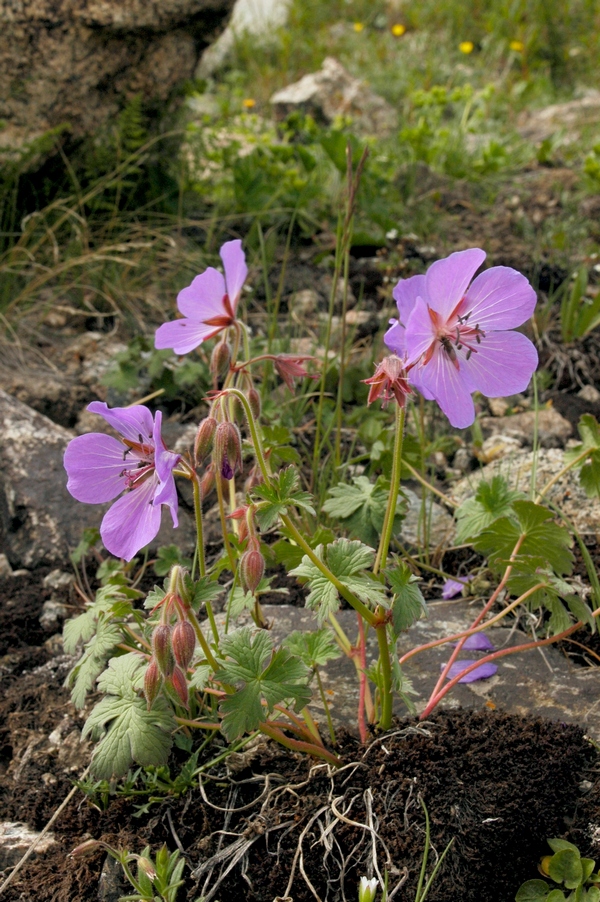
155, 240, 248, 355
442, 660, 498, 683
385, 248, 538, 428
64, 402, 181, 561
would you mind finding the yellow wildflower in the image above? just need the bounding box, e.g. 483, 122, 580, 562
242, 98, 256, 109
509, 40, 525, 52
391, 23, 406, 37
353, 22, 364, 33
459, 41, 474, 54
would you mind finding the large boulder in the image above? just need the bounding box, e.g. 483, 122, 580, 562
0, 0, 235, 151
0, 390, 195, 568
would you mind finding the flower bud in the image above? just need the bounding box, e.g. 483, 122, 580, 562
152, 624, 174, 677
195, 417, 217, 465
136, 856, 157, 881
239, 548, 265, 594
169, 665, 189, 708
214, 421, 242, 480
70, 839, 102, 857
248, 387, 261, 420
358, 876, 379, 902
210, 340, 231, 383
244, 464, 263, 493
172, 619, 196, 669
144, 658, 162, 709
200, 462, 216, 497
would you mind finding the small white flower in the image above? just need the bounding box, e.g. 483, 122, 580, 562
358, 875, 379, 902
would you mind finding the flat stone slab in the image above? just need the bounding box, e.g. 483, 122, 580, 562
224, 603, 600, 737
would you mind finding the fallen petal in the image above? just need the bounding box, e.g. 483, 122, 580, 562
453, 634, 495, 651
442, 660, 498, 683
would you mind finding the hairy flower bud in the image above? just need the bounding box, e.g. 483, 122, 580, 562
248, 387, 261, 420
200, 462, 216, 497
172, 619, 196, 670
169, 665, 189, 708
214, 421, 242, 480
210, 340, 231, 383
152, 624, 174, 677
195, 416, 217, 465
144, 658, 162, 709
239, 548, 265, 594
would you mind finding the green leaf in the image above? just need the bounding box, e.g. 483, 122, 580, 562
82, 654, 176, 779
549, 850, 584, 889
191, 576, 224, 612
386, 561, 428, 635
545, 891, 566, 902
228, 586, 256, 620
548, 840, 580, 855
322, 476, 406, 548
70, 527, 101, 565
153, 545, 193, 577
473, 501, 573, 577
283, 629, 342, 668
289, 539, 387, 624
582, 860, 597, 883
252, 467, 316, 530
515, 879, 550, 901
269, 527, 335, 570
584, 887, 600, 902
565, 416, 600, 499
215, 628, 311, 739
65, 615, 123, 709
455, 476, 524, 543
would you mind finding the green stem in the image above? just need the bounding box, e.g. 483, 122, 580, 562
186, 607, 219, 672
215, 472, 236, 573
220, 387, 270, 482
400, 459, 458, 508
281, 513, 377, 626
315, 666, 337, 746
334, 240, 351, 469
376, 623, 393, 731
374, 405, 406, 575
192, 473, 206, 579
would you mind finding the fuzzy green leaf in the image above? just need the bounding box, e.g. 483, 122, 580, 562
283, 629, 342, 668
455, 476, 524, 543
289, 539, 387, 624
549, 849, 584, 889
322, 476, 405, 548
215, 628, 311, 739
65, 615, 123, 709
252, 467, 315, 531
473, 501, 573, 577
153, 545, 192, 577
82, 654, 175, 780
190, 576, 224, 612
386, 561, 428, 635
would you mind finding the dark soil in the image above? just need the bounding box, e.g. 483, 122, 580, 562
3, 570, 600, 902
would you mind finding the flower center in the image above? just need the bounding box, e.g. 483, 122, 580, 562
426, 301, 486, 368
120, 437, 156, 489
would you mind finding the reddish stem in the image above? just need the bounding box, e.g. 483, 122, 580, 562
419, 611, 599, 719
356, 613, 368, 742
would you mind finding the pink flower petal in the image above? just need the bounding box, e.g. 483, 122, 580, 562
176, 268, 226, 320
425, 248, 486, 317
404, 297, 439, 363
221, 239, 248, 312
392, 273, 427, 334
460, 330, 538, 397
100, 476, 163, 561
442, 660, 498, 682
442, 576, 472, 599
384, 319, 407, 356
453, 634, 495, 651
64, 433, 128, 502
465, 267, 537, 330
154, 318, 223, 354
410, 344, 477, 428
87, 402, 154, 445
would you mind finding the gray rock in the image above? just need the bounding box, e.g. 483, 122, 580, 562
0, 390, 196, 568
217, 603, 600, 737
0, 554, 12, 578
0, 0, 235, 152
270, 57, 398, 137
400, 487, 455, 549
0, 822, 57, 870
479, 407, 572, 450
39, 599, 71, 632
450, 447, 600, 535
197, 0, 291, 76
